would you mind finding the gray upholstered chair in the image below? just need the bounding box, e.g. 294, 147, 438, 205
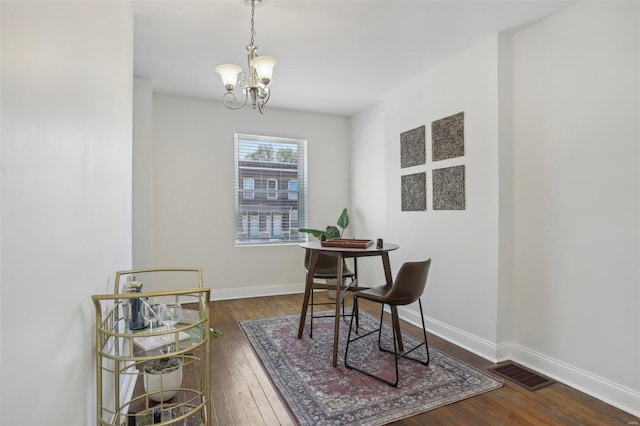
344, 259, 431, 387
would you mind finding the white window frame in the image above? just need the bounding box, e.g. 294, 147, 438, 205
267, 179, 278, 200
288, 180, 298, 200
234, 133, 308, 246
289, 209, 299, 230
243, 178, 255, 199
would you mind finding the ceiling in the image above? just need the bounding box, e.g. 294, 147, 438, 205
133, 0, 573, 117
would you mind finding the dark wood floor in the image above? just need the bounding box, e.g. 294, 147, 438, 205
208, 293, 638, 425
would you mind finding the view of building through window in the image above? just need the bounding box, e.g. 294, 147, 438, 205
235, 133, 308, 245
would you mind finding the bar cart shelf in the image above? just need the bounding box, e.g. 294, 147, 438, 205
92, 269, 211, 426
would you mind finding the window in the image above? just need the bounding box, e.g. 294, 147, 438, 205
235, 133, 308, 245
242, 178, 255, 199
290, 209, 298, 230
288, 180, 298, 200
267, 179, 278, 200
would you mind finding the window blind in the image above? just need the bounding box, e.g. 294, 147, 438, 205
234, 133, 308, 245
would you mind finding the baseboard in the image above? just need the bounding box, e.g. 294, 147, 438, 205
396, 305, 499, 362
396, 305, 640, 418
502, 342, 640, 418
209, 282, 304, 301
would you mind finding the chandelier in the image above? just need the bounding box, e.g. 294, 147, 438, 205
215, 0, 277, 114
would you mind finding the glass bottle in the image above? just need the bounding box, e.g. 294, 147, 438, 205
126, 275, 147, 330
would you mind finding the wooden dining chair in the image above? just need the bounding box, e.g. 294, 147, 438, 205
302, 249, 356, 338
344, 259, 431, 387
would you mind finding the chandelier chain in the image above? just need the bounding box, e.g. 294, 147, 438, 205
250, 0, 256, 46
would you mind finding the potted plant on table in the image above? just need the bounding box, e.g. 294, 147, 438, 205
298, 208, 350, 240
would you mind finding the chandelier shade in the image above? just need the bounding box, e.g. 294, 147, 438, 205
214, 64, 242, 91
214, 0, 277, 113
250, 56, 277, 86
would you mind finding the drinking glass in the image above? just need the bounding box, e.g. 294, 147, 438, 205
163, 303, 182, 331
142, 299, 165, 332
141, 299, 153, 331
141, 299, 166, 331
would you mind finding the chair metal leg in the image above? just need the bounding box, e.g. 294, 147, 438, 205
354, 297, 360, 333
343, 277, 362, 333
344, 298, 357, 367
309, 278, 355, 338
378, 300, 429, 366
418, 299, 430, 365
389, 304, 400, 386
345, 299, 400, 387
345, 299, 430, 387
376, 304, 385, 350
309, 288, 315, 338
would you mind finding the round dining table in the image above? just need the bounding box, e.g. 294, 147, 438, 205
297, 240, 402, 367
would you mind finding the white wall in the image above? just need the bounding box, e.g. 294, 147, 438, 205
149, 95, 350, 298
349, 103, 388, 284
510, 0, 639, 412
133, 77, 154, 268
366, 36, 501, 356
496, 32, 515, 347
350, 0, 640, 416
1, 2, 133, 425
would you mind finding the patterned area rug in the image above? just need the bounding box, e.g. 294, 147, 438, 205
239, 312, 502, 426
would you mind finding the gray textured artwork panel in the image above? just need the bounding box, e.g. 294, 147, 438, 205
433, 165, 465, 210
400, 125, 426, 168
401, 172, 426, 211
432, 112, 464, 161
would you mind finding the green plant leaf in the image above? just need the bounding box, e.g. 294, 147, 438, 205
336, 208, 349, 235
298, 228, 326, 238
300, 209, 350, 239
325, 226, 340, 239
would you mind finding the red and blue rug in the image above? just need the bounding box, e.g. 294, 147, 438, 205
239, 311, 502, 426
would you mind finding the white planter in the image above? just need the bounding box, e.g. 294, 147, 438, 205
143, 359, 183, 402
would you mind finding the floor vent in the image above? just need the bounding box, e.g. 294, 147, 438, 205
489, 362, 555, 391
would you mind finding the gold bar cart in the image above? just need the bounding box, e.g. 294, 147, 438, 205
92, 269, 211, 425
